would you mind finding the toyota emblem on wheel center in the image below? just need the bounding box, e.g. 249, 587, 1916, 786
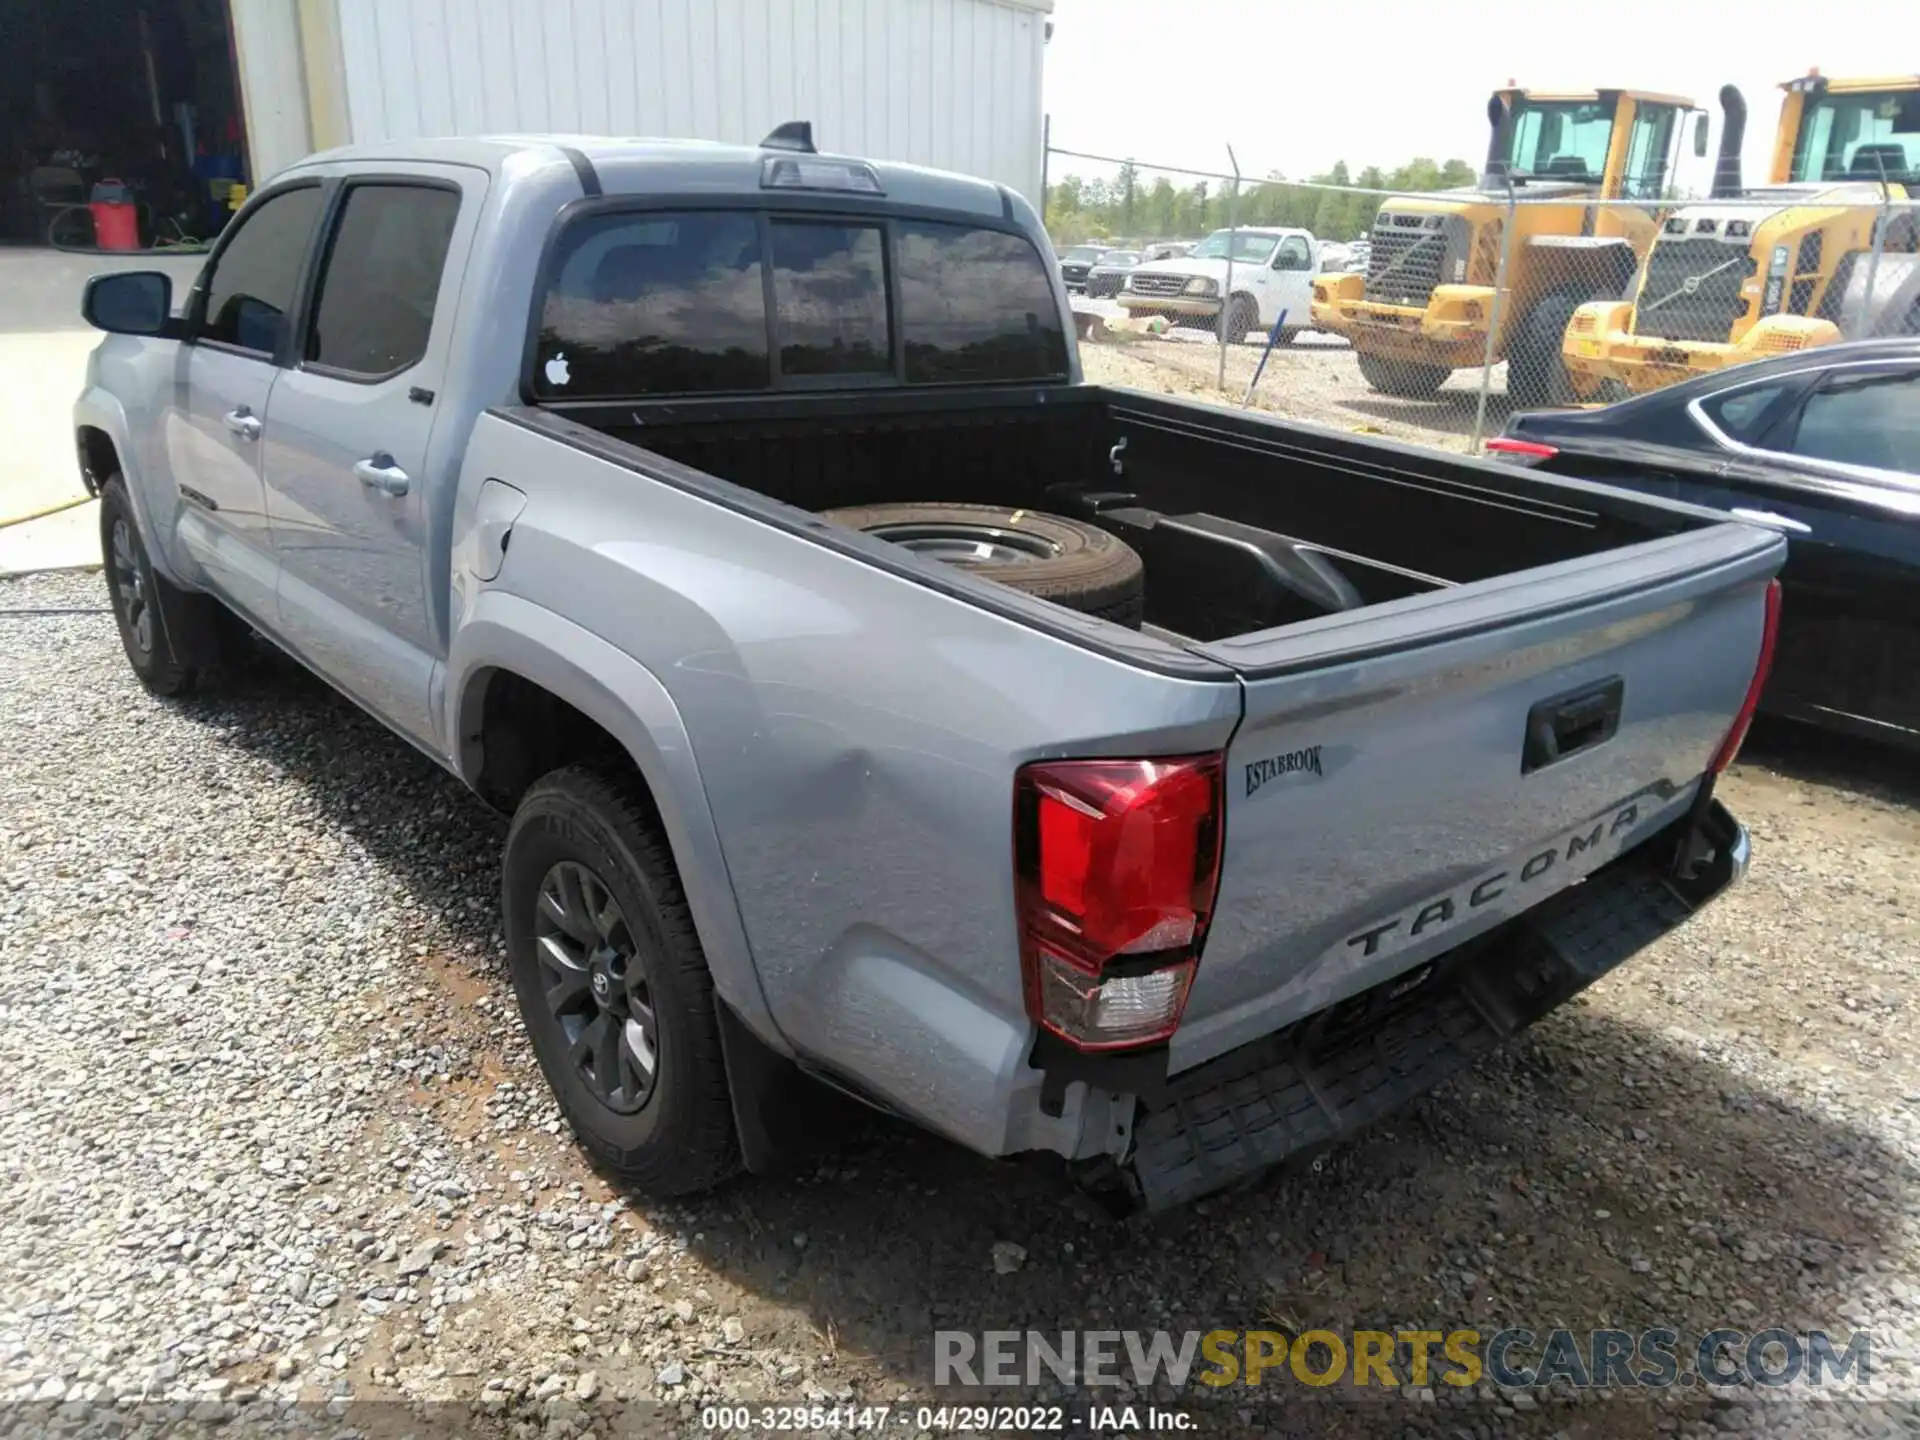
591, 971, 610, 999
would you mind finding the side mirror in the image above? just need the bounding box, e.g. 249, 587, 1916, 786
1693, 112, 1710, 159
83, 271, 175, 336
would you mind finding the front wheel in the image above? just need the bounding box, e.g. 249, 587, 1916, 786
1356, 351, 1449, 398
100, 476, 197, 696
1506, 291, 1588, 407
502, 766, 740, 1195
1217, 295, 1257, 346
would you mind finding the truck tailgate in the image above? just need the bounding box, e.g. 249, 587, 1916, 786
1173, 522, 1783, 1073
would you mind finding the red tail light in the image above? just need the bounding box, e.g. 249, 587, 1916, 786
1709, 578, 1782, 774
1013, 754, 1224, 1051
1484, 436, 1560, 460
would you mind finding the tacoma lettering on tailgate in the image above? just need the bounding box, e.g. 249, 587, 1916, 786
1345, 800, 1645, 957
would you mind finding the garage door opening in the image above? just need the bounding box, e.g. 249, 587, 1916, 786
0, 0, 250, 253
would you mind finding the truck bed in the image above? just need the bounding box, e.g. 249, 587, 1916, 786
538, 383, 1708, 653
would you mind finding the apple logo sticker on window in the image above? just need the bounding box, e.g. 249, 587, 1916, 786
545, 352, 571, 387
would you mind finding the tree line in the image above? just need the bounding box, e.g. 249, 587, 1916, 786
1045, 156, 1480, 248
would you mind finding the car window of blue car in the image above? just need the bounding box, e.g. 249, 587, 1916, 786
1788, 372, 1920, 477
1698, 382, 1793, 445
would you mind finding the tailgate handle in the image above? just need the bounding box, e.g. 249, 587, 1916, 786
1523, 677, 1624, 773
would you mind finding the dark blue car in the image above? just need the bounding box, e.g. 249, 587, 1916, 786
1491, 338, 1920, 746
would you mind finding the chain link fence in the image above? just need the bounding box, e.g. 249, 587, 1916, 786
1046, 149, 1920, 454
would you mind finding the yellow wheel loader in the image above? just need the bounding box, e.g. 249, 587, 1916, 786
1310, 86, 1708, 405
1564, 73, 1920, 396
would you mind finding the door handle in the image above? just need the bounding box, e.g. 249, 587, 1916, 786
1730, 508, 1812, 535
1522, 676, 1624, 773
223, 407, 262, 440
354, 454, 410, 498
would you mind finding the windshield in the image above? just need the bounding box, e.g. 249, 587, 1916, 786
1095, 250, 1139, 266
1790, 91, 1920, 182
1188, 230, 1279, 263
1504, 99, 1615, 182
1061, 246, 1104, 263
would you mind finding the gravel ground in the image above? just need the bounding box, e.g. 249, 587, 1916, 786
1074, 310, 1513, 453
6, 566, 1920, 1440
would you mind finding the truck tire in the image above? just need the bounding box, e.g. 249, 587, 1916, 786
1356, 351, 1448, 398
502, 765, 741, 1196
1217, 294, 1257, 346
99, 475, 206, 697
1507, 291, 1587, 407
822, 502, 1145, 628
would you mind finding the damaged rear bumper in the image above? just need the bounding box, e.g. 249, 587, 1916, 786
1116, 800, 1747, 1211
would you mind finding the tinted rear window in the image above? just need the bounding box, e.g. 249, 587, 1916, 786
532, 209, 1064, 399
896, 222, 1068, 384
770, 220, 891, 378
533, 211, 769, 399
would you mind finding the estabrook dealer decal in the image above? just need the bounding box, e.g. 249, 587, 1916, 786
1245, 745, 1323, 799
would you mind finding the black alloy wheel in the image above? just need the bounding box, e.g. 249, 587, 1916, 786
532, 859, 660, 1113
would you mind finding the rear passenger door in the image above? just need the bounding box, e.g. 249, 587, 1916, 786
1684, 363, 1920, 732
262, 169, 480, 747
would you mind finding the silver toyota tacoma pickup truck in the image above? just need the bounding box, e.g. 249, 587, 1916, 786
74, 128, 1782, 1211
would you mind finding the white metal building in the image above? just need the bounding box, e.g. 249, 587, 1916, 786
233, 0, 1053, 201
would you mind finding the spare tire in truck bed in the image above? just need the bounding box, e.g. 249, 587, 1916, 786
822, 503, 1144, 628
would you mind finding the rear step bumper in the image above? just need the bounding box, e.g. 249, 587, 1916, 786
1124, 801, 1748, 1212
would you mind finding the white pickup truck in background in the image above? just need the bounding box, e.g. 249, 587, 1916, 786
1118, 225, 1320, 344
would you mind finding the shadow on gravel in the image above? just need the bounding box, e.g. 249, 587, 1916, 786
175, 652, 1911, 1430
1740, 715, 1920, 811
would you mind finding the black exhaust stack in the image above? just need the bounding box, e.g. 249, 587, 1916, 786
1711, 86, 1747, 198
1483, 92, 1514, 185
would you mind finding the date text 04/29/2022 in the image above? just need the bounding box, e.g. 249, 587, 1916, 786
699, 1406, 1193, 1431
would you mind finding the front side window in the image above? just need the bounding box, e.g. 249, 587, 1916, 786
534, 210, 770, 398
1790, 91, 1920, 183
1189, 229, 1279, 264
1786, 371, 1920, 475
1273, 236, 1312, 271
199, 185, 324, 354
1505, 100, 1615, 183
307, 184, 460, 378
896, 221, 1069, 384
770, 220, 890, 378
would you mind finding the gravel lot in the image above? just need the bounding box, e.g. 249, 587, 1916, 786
6, 565, 1920, 1439
1074, 308, 1513, 454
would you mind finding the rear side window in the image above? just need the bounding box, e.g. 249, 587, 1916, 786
532, 209, 1065, 399
307, 184, 460, 378
534, 211, 770, 398
1697, 382, 1792, 444
200, 185, 324, 354
1787, 371, 1920, 475
896, 222, 1068, 384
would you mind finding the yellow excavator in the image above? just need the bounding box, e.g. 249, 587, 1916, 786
1311, 85, 1710, 404
1564, 72, 1920, 396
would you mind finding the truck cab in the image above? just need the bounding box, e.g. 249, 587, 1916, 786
1312, 86, 1706, 405
1564, 73, 1920, 397
1117, 225, 1318, 344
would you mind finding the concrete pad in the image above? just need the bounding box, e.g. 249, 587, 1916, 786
0, 331, 105, 523
0, 245, 207, 524
0, 499, 101, 578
